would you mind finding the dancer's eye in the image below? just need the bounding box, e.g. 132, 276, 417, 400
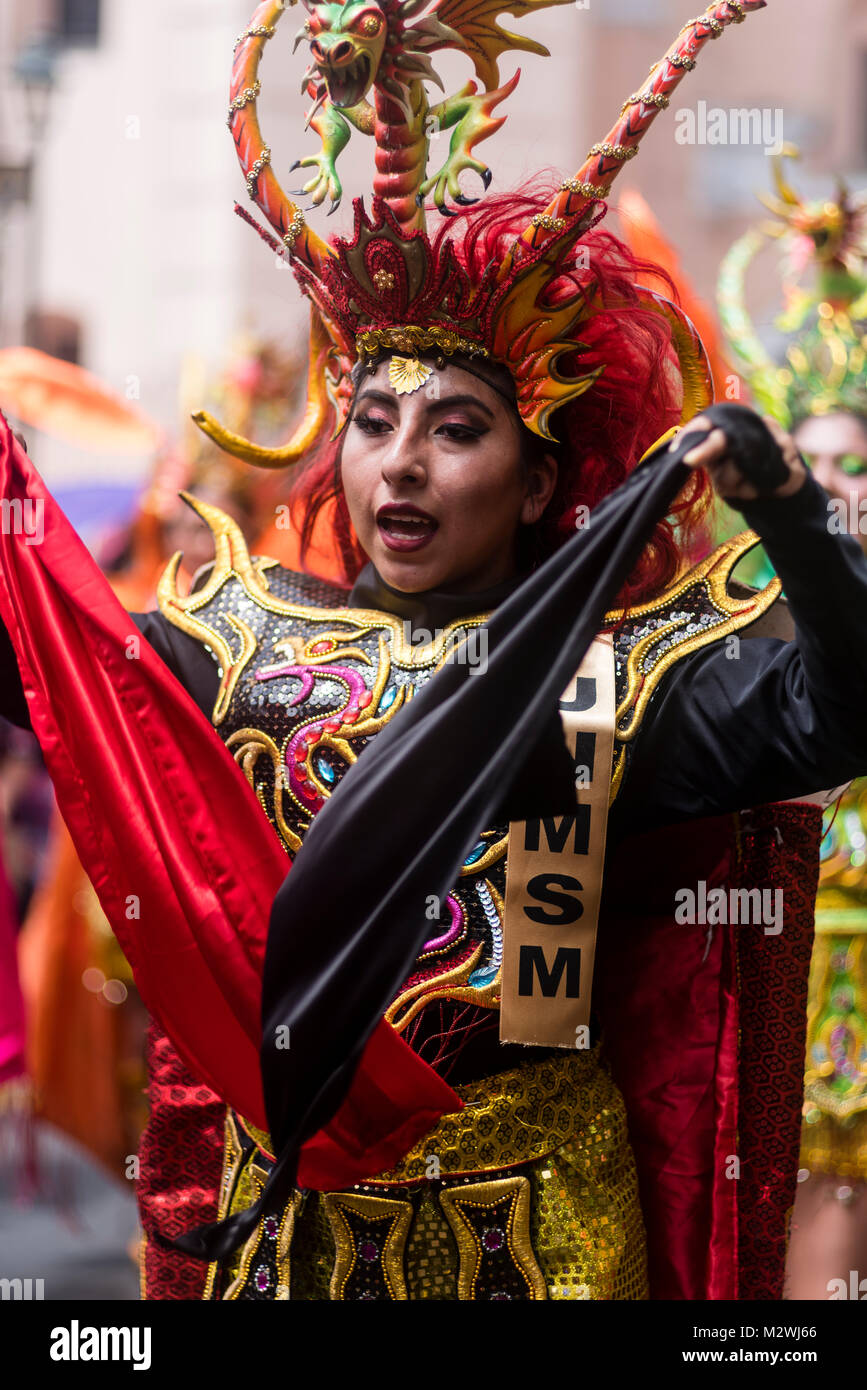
353, 413, 392, 435
435, 422, 486, 442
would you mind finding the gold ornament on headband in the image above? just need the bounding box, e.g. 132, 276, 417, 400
388, 356, 432, 395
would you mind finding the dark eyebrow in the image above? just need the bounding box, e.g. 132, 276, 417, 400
427, 394, 495, 419
353, 389, 398, 412
353, 388, 495, 420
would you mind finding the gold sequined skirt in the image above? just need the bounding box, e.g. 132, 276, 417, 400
207, 1047, 648, 1301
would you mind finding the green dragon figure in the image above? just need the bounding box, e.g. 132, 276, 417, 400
233, 0, 574, 235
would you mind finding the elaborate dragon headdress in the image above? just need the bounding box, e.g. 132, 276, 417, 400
718, 147, 867, 427
196, 0, 768, 467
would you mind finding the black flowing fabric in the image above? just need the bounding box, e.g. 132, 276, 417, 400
173, 406, 788, 1260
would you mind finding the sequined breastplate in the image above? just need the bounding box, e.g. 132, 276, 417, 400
158, 534, 510, 1029
157, 499, 780, 1031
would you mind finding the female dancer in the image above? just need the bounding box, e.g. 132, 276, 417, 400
1, 2, 864, 1299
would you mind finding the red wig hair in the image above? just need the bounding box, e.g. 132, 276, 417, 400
287, 182, 714, 606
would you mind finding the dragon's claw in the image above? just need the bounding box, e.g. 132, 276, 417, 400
482, 168, 492, 189
291, 151, 343, 209
421, 150, 493, 216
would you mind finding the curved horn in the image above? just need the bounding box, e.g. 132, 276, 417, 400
634, 288, 714, 423
192, 307, 336, 469
230, 0, 332, 274
499, 1, 767, 278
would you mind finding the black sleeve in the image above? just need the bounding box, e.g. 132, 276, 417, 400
612, 470, 867, 836
0, 601, 220, 730
0, 615, 31, 728
129, 610, 220, 720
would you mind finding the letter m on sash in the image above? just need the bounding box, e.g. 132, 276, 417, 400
518, 944, 581, 998
523, 810, 590, 856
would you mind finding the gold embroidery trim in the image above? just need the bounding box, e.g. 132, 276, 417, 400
222, 1187, 299, 1302
371, 1047, 607, 1184
588, 142, 638, 162
231, 1050, 611, 1191
156, 494, 490, 671
224, 726, 301, 853
439, 1176, 547, 1300
323, 1192, 413, 1300
620, 91, 670, 114
458, 832, 508, 877
221, 1161, 270, 1300
609, 744, 626, 805
356, 324, 489, 363
607, 530, 781, 743
203, 1110, 243, 1300
385, 942, 486, 1030
560, 178, 606, 199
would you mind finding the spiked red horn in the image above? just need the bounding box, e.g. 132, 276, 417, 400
499, 1, 768, 279
229, 0, 333, 274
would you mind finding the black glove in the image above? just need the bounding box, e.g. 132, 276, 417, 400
677, 402, 791, 501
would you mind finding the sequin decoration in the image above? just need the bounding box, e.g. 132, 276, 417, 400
323, 1193, 413, 1300
208, 1047, 649, 1300
529, 1115, 648, 1300
371, 1048, 614, 1183
439, 1177, 547, 1300
403, 1189, 459, 1300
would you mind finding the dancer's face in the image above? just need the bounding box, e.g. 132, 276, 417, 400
340, 359, 557, 593
794, 412, 867, 554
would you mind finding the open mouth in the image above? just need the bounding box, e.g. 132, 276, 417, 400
322, 53, 371, 110
376, 504, 439, 553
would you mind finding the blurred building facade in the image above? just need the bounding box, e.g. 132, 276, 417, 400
0, 0, 864, 491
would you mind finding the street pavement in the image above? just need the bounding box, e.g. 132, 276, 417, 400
0, 1114, 139, 1300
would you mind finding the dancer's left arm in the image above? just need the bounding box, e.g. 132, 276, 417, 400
612, 417, 867, 833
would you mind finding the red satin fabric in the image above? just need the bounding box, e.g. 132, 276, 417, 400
0, 419, 459, 1182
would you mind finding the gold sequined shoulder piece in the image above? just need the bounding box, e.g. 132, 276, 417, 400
154, 493, 288, 722
155, 493, 493, 672
157, 491, 274, 615
606, 529, 781, 748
